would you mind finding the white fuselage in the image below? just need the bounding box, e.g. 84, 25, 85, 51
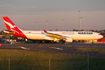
3, 16, 103, 42
22, 30, 103, 40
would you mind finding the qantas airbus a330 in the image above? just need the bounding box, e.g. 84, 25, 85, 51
2, 16, 103, 43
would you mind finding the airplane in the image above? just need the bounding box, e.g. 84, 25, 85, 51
2, 16, 103, 43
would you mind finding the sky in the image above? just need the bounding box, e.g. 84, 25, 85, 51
0, 0, 105, 30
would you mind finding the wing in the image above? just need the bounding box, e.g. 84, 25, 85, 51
43, 30, 73, 43
44, 30, 65, 40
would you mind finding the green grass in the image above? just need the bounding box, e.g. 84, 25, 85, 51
75, 48, 105, 54
44, 44, 74, 47
0, 49, 105, 70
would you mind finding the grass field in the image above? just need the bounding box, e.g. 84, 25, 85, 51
44, 44, 74, 47
75, 48, 105, 54
0, 49, 105, 70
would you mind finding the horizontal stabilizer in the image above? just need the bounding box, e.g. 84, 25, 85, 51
4, 30, 15, 34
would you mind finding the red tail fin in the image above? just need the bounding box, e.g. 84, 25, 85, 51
3, 16, 19, 31
2, 16, 27, 38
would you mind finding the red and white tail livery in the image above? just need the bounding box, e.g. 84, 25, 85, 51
2, 16, 103, 43
3, 16, 27, 38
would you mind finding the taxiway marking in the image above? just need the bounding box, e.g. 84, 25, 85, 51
50, 47, 63, 50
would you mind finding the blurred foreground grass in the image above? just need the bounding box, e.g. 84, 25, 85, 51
75, 48, 105, 54
0, 49, 105, 70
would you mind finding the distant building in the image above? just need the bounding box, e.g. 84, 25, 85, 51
101, 30, 105, 33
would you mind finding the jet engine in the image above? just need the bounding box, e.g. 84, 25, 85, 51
65, 37, 73, 43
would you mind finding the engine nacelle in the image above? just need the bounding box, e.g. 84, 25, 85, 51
65, 37, 73, 43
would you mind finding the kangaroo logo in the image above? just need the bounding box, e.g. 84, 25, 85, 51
4, 20, 16, 31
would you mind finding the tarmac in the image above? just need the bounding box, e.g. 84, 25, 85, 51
0, 43, 105, 57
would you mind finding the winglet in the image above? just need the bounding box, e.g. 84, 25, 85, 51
44, 30, 47, 33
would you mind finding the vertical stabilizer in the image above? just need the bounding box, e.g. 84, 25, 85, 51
3, 16, 19, 31
2, 16, 27, 38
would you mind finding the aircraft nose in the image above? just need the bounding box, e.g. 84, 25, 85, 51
100, 35, 103, 39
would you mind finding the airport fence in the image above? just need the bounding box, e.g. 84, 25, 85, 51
0, 53, 105, 70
